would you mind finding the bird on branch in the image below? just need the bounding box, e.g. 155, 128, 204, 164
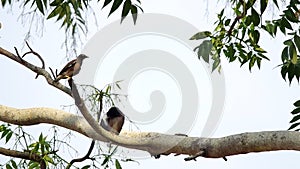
100, 107, 125, 135
54, 54, 88, 82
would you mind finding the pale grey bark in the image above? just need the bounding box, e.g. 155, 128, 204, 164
1, 104, 300, 160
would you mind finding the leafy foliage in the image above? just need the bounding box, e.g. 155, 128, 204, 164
1, 0, 143, 36
289, 100, 300, 130
0, 123, 13, 143
261, 0, 300, 84
191, 0, 271, 72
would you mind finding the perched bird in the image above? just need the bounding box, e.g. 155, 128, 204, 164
100, 107, 125, 135
54, 54, 88, 82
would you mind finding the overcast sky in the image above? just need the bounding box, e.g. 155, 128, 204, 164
1, 0, 300, 168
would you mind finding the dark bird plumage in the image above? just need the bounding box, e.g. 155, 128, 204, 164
100, 107, 125, 135
54, 54, 88, 82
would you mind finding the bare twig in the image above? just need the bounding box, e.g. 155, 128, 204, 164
0, 46, 72, 96
184, 150, 205, 161
48, 67, 57, 79
14, 42, 46, 79
66, 140, 95, 169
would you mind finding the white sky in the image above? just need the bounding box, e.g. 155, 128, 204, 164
1, 0, 300, 168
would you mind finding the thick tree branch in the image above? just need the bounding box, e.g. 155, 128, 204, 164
1, 104, 300, 160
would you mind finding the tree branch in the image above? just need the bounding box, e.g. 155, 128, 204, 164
0, 147, 46, 169
66, 140, 95, 169
0, 45, 137, 149
1, 45, 299, 162
1, 104, 300, 160
0, 46, 71, 97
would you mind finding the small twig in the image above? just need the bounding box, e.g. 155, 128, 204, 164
49, 67, 57, 80
227, 15, 243, 37
227, 0, 246, 37
66, 140, 96, 169
14, 42, 46, 79
14, 47, 23, 61
175, 133, 188, 137
184, 150, 206, 161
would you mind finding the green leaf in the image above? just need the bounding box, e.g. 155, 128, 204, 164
43, 155, 54, 164
294, 35, 300, 52
81, 165, 91, 169
295, 65, 300, 81
279, 24, 286, 34
47, 5, 62, 19
281, 18, 293, 30
212, 56, 221, 72
1, 0, 7, 6
272, 0, 279, 9
101, 156, 109, 166
249, 30, 260, 44
33, 143, 40, 152
260, 0, 268, 14
1, 129, 9, 139
102, 0, 113, 8
6, 164, 13, 169
246, 0, 257, 10
262, 21, 276, 36
224, 45, 236, 61
105, 85, 111, 94
43, 0, 47, 8
281, 46, 289, 62
290, 114, 300, 123
294, 100, 300, 107
10, 160, 17, 169
121, 0, 131, 23
224, 19, 231, 26
251, 7, 260, 26
130, 5, 138, 24
28, 162, 39, 169
288, 64, 295, 83
285, 9, 299, 23
257, 52, 270, 60
254, 47, 266, 53
288, 122, 300, 130
249, 55, 257, 71
281, 65, 288, 80
218, 9, 224, 19
190, 31, 211, 40
50, 0, 63, 6
256, 57, 262, 69
5, 131, 12, 143
284, 39, 293, 46
115, 159, 122, 169
39, 133, 43, 142
289, 43, 298, 64
36, 0, 44, 15
197, 40, 213, 63
108, 0, 124, 17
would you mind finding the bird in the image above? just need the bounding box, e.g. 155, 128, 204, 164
100, 107, 125, 135
54, 54, 88, 82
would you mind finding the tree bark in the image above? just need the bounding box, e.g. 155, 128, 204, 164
1, 104, 300, 160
